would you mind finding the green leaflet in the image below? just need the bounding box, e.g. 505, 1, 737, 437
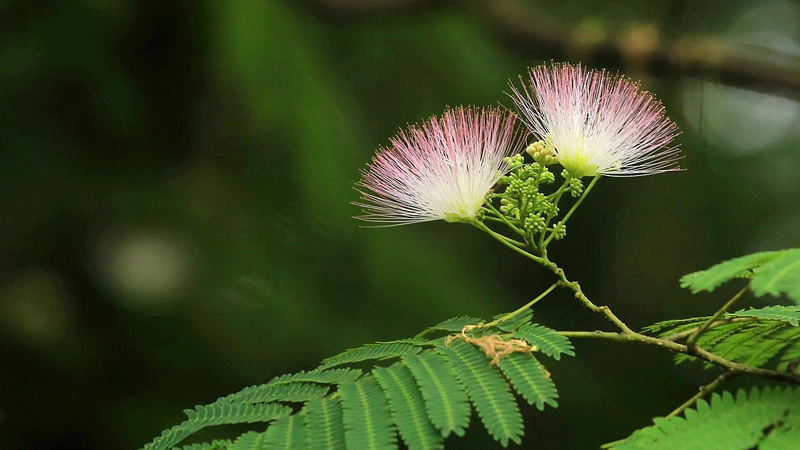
306, 397, 345, 450
321, 341, 424, 368
217, 382, 329, 404
498, 353, 559, 411
402, 351, 470, 438
750, 249, 800, 303
513, 323, 575, 360
339, 376, 397, 450
642, 317, 707, 334
143, 319, 570, 450
680, 250, 786, 293
374, 364, 443, 450
445, 339, 523, 447
229, 432, 267, 450
729, 305, 800, 326
426, 316, 485, 333
142, 403, 291, 450
179, 440, 232, 450
494, 308, 533, 332
604, 387, 800, 450
646, 305, 800, 371
262, 414, 310, 450
265, 368, 363, 386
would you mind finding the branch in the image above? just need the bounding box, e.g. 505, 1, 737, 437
559, 330, 800, 385
666, 372, 733, 419
663, 317, 757, 342
544, 261, 634, 334
473, 0, 800, 95
686, 286, 748, 348
305, 0, 800, 95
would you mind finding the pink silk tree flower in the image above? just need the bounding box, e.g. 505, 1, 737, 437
355, 107, 523, 225
509, 63, 681, 177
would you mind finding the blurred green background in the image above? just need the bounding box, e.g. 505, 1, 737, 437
1, 0, 800, 448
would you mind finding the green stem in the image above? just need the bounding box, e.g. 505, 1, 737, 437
543, 175, 600, 249
472, 221, 545, 264
483, 199, 525, 237
481, 282, 559, 329
558, 330, 800, 384
664, 317, 757, 342
687, 286, 748, 348
546, 259, 634, 334
539, 179, 569, 247
666, 373, 733, 419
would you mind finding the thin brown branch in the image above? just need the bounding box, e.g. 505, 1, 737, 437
666, 372, 734, 419
305, 0, 800, 94
663, 317, 757, 342
687, 286, 749, 347
474, 0, 800, 94
560, 330, 800, 385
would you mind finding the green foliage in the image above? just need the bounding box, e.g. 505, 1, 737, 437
426, 316, 485, 333
140, 317, 570, 450
646, 306, 800, 370
680, 250, 785, 293
264, 368, 363, 386
729, 305, 800, 326
750, 249, 800, 303
513, 323, 576, 360
494, 308, 534, 332
305, 398, 345, 450
217, 382, 329, 405
403, 351, 471, 438
445, 339, 524, 447
498, 353, 559, 411
339, 377, 397, 450
262, 414, 310, 449
145, 403, 292, 450
374, 364, 443, 450
681, 249, 800, 303
604, 386, 800, 450
180, 440, 232, 450
320, 341, 425, 368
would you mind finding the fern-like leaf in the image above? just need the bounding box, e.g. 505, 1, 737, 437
494, 308, 533, 332
217, 382, 329, 404
229, 432, 267, 450
445, 339, 523, 447
339, 376, 397, 450
305, 397, 345, 450
403, 351, 470, 438
265, 368, 362, 386
180, 440, 232, 450
751, 249, 800, 303
680, 250, 786, 293
604, 387, 800, 450
513, 323, 575, 360
374, 363, 443, 450
427, 316, 485, 333
498, 353, 558, 411
262, 414, 309, 450
729, 305, 800, 326
142, 403, 291, 450
642, 317, 707, 334
321, 341, 424, 368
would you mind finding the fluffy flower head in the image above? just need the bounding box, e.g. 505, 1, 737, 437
510, 63, 680, 177
355, 107, 522, 225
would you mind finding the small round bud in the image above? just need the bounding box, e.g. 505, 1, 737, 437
553, 222, 567, 240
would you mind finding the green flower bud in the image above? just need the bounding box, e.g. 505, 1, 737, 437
526, 140, 557, 166
553, 221, 567, 240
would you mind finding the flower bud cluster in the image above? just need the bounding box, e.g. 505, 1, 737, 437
525, 140, 556, 166
496, 155, 564, 240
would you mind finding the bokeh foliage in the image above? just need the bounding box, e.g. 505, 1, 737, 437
1, 0, 799, 449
